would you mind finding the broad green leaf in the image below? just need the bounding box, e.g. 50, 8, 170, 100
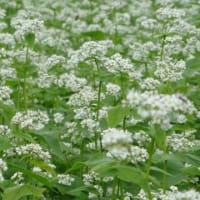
182, 166, 200, 176
149, 126, 166, 151
8, 162, 51, 187
2, 184, 45, 200
85, 156, 114, 167
30, 160, 56, 175
67, 186, 93, 200
107, 106, 129, 127
150, 166, 172, 176
116, 165, 149, 192
85, 156, 118, 176
32, 130, 65, 161
0, 136, 11, 151
67, 162, 85, 173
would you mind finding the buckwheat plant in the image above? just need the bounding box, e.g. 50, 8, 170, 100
0, 0, 200, 199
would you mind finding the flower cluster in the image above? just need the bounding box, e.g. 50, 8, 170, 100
11, 110, 49, 130
127, 90, 197, 130
0, 125, 11, 136
167, 130, 200, 152
14, 143, 51, 163
57, 174, 75, 186
0, 0, 199, 199
101, 128, 148, 164
0, 158, 7, 182
137, 186, 200, 200
0, 86, 13, 105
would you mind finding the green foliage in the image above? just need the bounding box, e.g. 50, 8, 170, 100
2, 185, 45, 200
0, 0, 200, 199
107, 106, 129, 127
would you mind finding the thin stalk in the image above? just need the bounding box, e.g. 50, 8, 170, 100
80, 140, 84, 177
146, 139, 155, 200
0, 112, 3, 124
117, 179, 120, 198
163, 158, 168, 193
119, 180, 124, 200
92, 71, 96, 89
94, 58, 103, 151
16, 79, 21, 109
160, 34, 166, 61
123, 116, 126, 131
146, 139, 155, 177
54, 95, 59, 110
151, 0, 156, 15
145, 62, 149, 76
120, 71, 124, 98
54, 79, 60, 110
23, 47, 29, 111
23, 75, 27, 111
112, 177, 117, 200
96, 80, 102, 121
162, 132, 168, 193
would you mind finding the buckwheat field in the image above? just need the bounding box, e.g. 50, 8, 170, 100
0, 0, 200, 199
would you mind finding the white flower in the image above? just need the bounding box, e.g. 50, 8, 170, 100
15, 143, 51, 163
0, 125, 11, 136
167, 131, 198, 152
104, 53, 133, 73
67, 86, 97, 107
127, 90, 197, 130
156, 7, 185, 21
106, 83, 121, 97
54, 113, 64, 124
154, 60, 186, 82
0, 86, 13, 105
11, 172, 24, 185
11, 110, 49, 130
57, 73, 87, 92
101, 128, 148, 163
57, 174, 74, 186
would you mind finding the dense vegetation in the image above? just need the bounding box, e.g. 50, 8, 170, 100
0, 0, 200, 199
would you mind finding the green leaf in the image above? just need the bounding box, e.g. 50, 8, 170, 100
2, 184, 45, 200
149, 126, 166, 150
182, 166, 200, 176
67, 162, 85, 173
85, 156, 151, 191
107, 106, 129, 127
85, 156, 114, 167
25, 33, 35, 46
30, 160, 56, 175
116, 165, 149, 192
8, 162, 51, 187
0, 104, 15, 123
150, 166, 172, 176
67, 186, 90, 197
0, 136, 11, 151
32, 130, 65, 161
85, 156, 118, 176
82, 31, 106, 40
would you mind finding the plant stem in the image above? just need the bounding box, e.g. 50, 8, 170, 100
146, 139, 154, 177
162, 132, 168, 193
119, 180, 124, 200
146, 139, 155, 200
123, 116, 126, 131
112, 177, 117, 200
160, 34, 166, 61
120, 71, 125, 98
23, 46, 29, 111
23, 75, 27, 111
96, 80, 102, 121
94, 58, 103, 151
